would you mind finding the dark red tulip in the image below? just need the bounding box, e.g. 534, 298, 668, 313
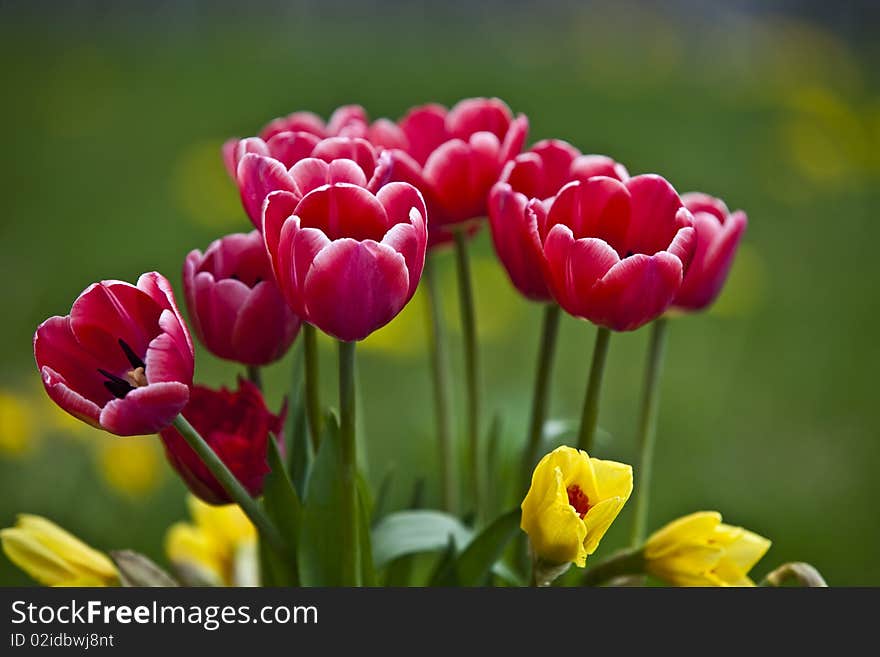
34, 273, 194, 436
378, 98, 528, 247
263, 181, 428, 341
488, 140, 629, 301
159, 379, 285, 505
183, 231, 302, 366
673, 193, 748, 312
538, 175, 696, 331
233, 136, 383, 229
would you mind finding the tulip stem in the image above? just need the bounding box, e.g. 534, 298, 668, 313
581, 549, 645, 586
424, 254, 457, 513
630, 318, 668, 547
338, 339, 360, 586
171, 415, 284, 552
521, 304, 561, 494
245, 365, 262, 390
453, 229, 483, 521
303, 323, 323, 452
576, 327, 611, 453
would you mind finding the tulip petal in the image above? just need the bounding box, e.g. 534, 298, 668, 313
547, 177, 631, 256
624, 174, 689, 256
542, 225, 619, 316
311, 137, 376, 179
294, 183, 390, 242
265, 131, 321, 168
399, 103, 449, 165
588, 252, 683, 331
260, 111, 326, 141
236, 154, 298, 229
569, 154, 630, 182
231, 282, 301, 365
289, 157, 367, 196
447, 97, 513, 142
302, 239, 409, 341
100, 381, 190, 436
499, 113, 529, 164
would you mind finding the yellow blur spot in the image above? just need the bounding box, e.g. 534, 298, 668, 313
360, 288, 428, 357
709, 244, 767, 319
96, 436, 164, 499
0, 390, 37, 457
173, 141, 245, 230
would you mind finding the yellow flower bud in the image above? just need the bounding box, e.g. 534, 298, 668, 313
521, 446, 633, 567
0, 515, 118, 586
165, 496, 257, 586
644, 511, 771, 586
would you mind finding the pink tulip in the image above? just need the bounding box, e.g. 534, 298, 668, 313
538, 175, 696, 331
233, 136, 384, 229
222, 104, 406, 179
673, 193, 748, 311
34, 273, 194, 436
159, 379, 285, 505
488, 139, 629, 301
378, 98, 528, 247
263, 181, 428, 341
183, 231, 302, 366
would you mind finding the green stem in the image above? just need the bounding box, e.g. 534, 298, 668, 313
303, 323, 322, 452
171, 415, 283, 552
453, 229, 483, 520
630, 318, 668, 547
245, 364, 262, 390
521, 304, 561, 493
338, 340, 360, 586
576, 327, 612, 453
424, 255, 457, 513
581, 549, 645, 586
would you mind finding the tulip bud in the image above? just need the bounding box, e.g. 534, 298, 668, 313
643, 511, 771, 586
1, 515, 119, 586
521, 446, 632, 579
159, 379, 285, 505
183, 231, 302, 366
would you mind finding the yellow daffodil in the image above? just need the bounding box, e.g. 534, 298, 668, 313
165, 496, 257, 587
521, 446, 633, 569
0, 515, 118, 586
644, 511, 771, 586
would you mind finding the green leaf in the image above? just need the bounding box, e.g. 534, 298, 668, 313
357, 484, 376, 586
372, 510, 472, 569
383, 478, 427, 586
434, 509, 522, 587
485, 413, 503, 516
427, 535, 460, 587
298, 411, 355, 586
110, 551, 178, 587
262, 435, 302, 585
371, 466, 396, 525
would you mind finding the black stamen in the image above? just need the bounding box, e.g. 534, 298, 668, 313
118, 339, 145, 370
254, 277, 262, 284
625, 250, 634, 258
98, 368, 135, 399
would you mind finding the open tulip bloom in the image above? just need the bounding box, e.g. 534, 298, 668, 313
34, 272, 194, 436
15, 96, 828, 590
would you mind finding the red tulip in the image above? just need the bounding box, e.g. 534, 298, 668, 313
673, 193, 748, 311
34, 272, 194, 436
233, 136, 383, 229
379, 98, 528, 247
488, 140, 630, 301
538, 175, 696, 331
183, 231, 302, 365
159, 379, 285, 504
263, 181, 428, 341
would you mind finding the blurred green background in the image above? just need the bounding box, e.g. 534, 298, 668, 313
1, 1, 878, 585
